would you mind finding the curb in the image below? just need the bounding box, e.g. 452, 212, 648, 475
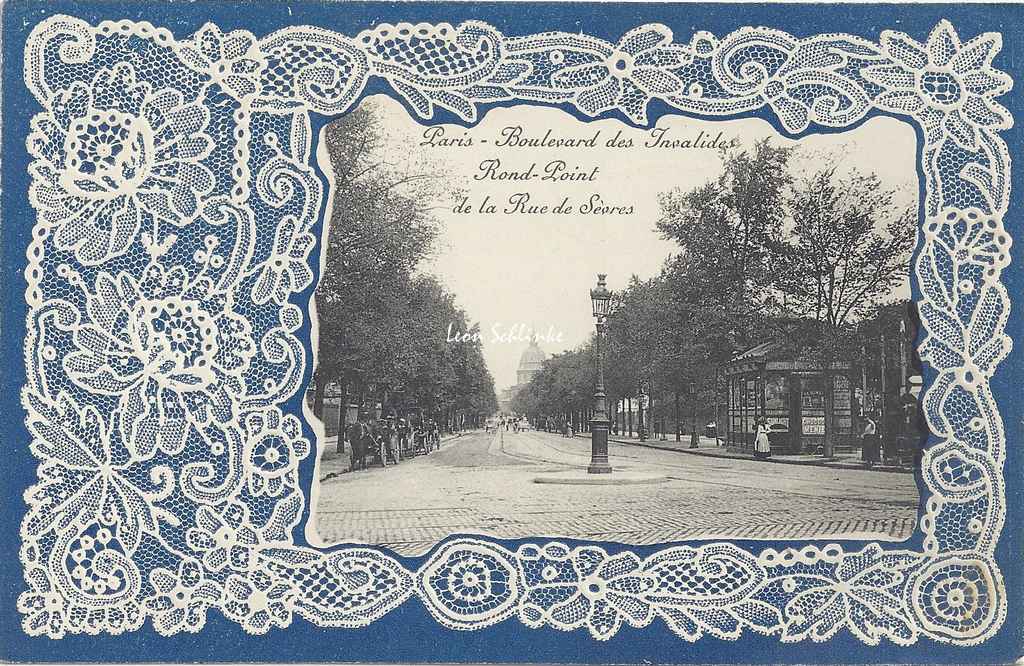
581, 434, 915, 474
533, 472, 670, 486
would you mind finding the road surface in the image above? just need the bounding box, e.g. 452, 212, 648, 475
312, 428, 919, 555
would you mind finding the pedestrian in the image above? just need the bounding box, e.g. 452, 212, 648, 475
431, 420, 440, 450
397, 418, 410, 457
348, 413, 369, 471
862, 413, 879, 467
753, 418, 771, 460
383, 416, 400, 465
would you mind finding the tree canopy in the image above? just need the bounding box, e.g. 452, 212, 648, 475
514, 139, 916, 440
312, 105, 496, 426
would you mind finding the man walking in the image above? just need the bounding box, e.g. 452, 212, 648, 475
382, 416, 400, 465
397, 417, 410, 458
347, 412, 369, 471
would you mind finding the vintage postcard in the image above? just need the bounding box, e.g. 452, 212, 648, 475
0, 1, 1020, 663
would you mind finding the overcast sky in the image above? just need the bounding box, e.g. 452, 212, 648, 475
344, 96, 918, 392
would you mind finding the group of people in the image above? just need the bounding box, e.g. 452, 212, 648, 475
862, 397, 925, 466
751, 410, 916, 466
751, 414, 875, 460
540, 417, 575, 437
346, 413, 441, 471
485, 417, 523, 433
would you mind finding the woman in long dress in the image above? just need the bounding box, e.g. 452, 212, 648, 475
862, 414, 879, 466
754, 418, 771, 459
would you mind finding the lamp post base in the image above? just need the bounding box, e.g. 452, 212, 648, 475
589, 417, 612, 474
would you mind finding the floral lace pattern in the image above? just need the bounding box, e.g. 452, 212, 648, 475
19, 16, 1012, 645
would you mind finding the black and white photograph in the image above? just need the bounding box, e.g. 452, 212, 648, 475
307, 96, 924, 555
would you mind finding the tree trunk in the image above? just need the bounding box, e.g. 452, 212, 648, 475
637, 398, 643, 440
861, 342, 868, 420
674, 390, 680, 441
337, 375, 348, 454
338, 375, 348, 424
880, 331, 888, 457
823, 360, 835, 458
690, 386, 700, 449
713, 367, 721, 445
313, 371, 327, 420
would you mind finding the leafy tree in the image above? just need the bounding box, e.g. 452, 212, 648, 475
514, 140, 914, 455
656, 139, 793, 329
312, 105, 495, 431
649, 141, 798, 436
776, 168, 916, 330
775, 167, 916, 455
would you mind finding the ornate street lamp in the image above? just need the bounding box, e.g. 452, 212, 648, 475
588, 274, 613, 474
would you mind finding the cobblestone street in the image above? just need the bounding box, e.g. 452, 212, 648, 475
312, 429, 920, 555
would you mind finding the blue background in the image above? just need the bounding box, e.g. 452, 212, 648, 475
2, 1, 1021, 662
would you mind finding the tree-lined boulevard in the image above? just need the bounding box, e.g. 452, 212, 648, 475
310, 103, 922, 550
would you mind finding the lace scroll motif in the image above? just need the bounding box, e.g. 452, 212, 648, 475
20, 16, 1011, 644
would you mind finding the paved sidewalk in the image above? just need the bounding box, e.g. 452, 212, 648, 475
569, 432, 916, 474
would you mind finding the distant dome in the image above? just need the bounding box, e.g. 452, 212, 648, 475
517, 337, 546, 385
519, 339, 546, 367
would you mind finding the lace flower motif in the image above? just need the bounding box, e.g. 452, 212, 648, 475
63, 264, 255, 459
57, 522, 146, 636
444, 557, 494, 603
244, 408, 310, 497
23, 391, 159, 552
144, 558, 221, 635
864, 21, 1011, 150
779, 544, 921, 644
248, 215, 316, 305
18, 566, 67, 639
517, 543, 658, 640
917, 209, 1011, 385
27, 63, 215, 265
178, 23, 265, 100
223, 569, 296, 635
186, 501, 260, 573
552, 25, 691, 123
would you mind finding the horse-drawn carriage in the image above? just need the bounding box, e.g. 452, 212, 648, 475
347, 414, 440, 471
347, 421, 398, 470
405, 422, 440, 456
399, 410, 440, 458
